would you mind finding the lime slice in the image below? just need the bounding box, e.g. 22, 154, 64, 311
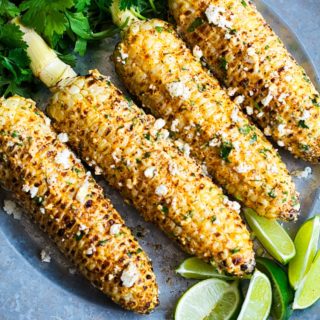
243, 208, 295, 264
288, 215, 320, 289
174, 279, 241, 320
293, 250, 320, 309
256, 257, 293, 320
176, 257, 235, 280
237, 269, 272, 320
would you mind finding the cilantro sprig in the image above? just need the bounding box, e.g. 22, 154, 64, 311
0, 0, 167, 97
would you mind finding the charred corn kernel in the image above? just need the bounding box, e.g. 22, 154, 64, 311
0, 96, 158, 314
113, 19, 299, 221
47, 70, 255, 276
169, 0, 320, 163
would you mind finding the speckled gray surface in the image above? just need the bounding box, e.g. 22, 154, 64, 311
0, 1, 320, 319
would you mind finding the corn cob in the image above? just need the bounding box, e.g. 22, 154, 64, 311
113, 19, 300, 221
0, 96, 158, 314
47, 69, 255, 276
169, 0, 320, 163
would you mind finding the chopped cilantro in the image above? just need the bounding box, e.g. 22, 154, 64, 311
241, 0, 248, 8
155, 26, 163, 33
249, 133, 258, 144
298, 120, 309, 129
239, 125, 252, 135
98, 239, 108, 246
268, 190, 277, 198
311, 97, 320, 107
161, 204, 169, 214
75, 231, 84, 241
187, 17, 204, 32
299, 143, 310, 152
219, 56, 228, 71
220, 141, 233, 162
11, 131, 19, 138
144, 133, 151, 140
231, 248, 240, 254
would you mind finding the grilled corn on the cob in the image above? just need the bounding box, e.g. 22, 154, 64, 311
169, 0, 320, 162
0, 96, 158, 314
113, 19, 299, 221
47, 70, 255, 276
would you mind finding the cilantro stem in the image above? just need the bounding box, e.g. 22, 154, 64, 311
110, 0, 139, 29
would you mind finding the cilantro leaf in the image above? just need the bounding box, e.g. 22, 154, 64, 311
20, 0, 74, 44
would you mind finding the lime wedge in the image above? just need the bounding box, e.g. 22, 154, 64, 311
174, 279, 241, 320
237, 269, 272, 320
243, 208, 295, 264
256, 257, 293, 320
288, 215, 320, 289
176, 257, 235, 280
293, 250, 320, 309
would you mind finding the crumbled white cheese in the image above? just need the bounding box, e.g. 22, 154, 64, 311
223, 197, 241, 213
3, 200, 22, 220
110, 223, 122, 235
121, 263, 139, 288
277, 124, 287, 137
264, 126, 272, 136
69, 85, 80, 95
76, 174, 90, 204
277, 140, 285, 147
112, 150, 121, 163
205, 5, 233, 30
167, 81, 191, 100
149, 84, 156, 90
57, 133, 69, 143
182, 143, 191, 157
261, 92, 273, 106
257, 112, 264, 118
144, 166, 156, 178
231, 107, 241, 123
55, 149, 72, 169
227, 87, 238, 97
209, 138, 220, 147
94, 166, 103, 175
168, 162, 179, 176
154, 118, 166, 130
278, 93, 289, 103
29, 186, 38, 199
44, 117, 51, 126
47, 174, 57, 185
201, 163, 209, 176
159, 129, 170, 139
155, 184, 168, 197
249, 91, 254, 97
119, 49, 128, 64
234, 95, 245, 105
236, 163, 252, 173
86, 246, 95, 256
171, 119, 180, 132
247, 47, 256, 56
192, 45, 203, 60
300, 110, 311, 121
292, 167, 312, 179
246, 106, 254, 115
40, 207, 45, 214
40, 249, 51, 263
22, 184, 30, 193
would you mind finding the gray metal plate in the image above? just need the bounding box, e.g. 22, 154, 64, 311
0, 0, 319, 319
